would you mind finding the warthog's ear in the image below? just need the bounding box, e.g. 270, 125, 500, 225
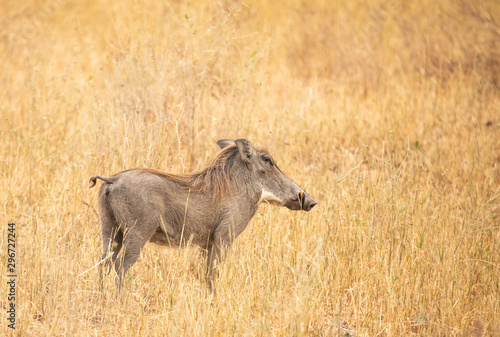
235, 139, 255, 162
217, 139, 235, 149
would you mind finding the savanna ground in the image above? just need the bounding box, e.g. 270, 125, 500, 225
1, 0, 500, 335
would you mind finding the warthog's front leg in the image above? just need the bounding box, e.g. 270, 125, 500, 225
205, 229, 233, 295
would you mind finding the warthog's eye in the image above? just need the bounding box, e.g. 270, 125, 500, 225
262, 154, 274, 166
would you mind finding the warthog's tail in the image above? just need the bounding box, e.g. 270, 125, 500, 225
89, 175, 116, 188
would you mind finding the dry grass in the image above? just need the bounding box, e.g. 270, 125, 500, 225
1, 0, 500, 335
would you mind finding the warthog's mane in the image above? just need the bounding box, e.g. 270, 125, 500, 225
137, 145, 241, 199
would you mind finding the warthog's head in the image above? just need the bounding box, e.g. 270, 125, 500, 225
217, 139, 317, 211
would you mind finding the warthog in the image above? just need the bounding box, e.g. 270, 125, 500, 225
90, 138, 317, 290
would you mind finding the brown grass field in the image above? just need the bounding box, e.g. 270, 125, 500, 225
1, 0, 500, 335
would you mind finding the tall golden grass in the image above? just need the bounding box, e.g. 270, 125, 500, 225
1, 0, 499, 335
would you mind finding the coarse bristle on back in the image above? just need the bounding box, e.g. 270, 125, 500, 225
139, 145, 240, 200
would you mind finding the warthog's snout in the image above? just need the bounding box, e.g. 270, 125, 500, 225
300, 192, 318, 211
286, 191, 317, 211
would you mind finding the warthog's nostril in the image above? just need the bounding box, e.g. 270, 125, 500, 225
309, 200, 318, 209
302, 197, 317, 211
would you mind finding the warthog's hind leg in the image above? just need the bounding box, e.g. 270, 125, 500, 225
99, 204, 123, 291
113, 221, 157, 289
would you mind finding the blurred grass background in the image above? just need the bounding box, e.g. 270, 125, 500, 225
1, 0, 499, 335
